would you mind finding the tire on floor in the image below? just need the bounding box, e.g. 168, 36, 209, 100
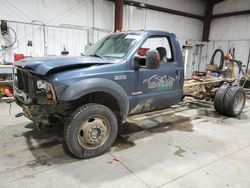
222, 86, 246, 117
214, 82, 231, 115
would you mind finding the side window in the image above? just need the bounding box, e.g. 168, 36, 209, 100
139, 36, 173, 63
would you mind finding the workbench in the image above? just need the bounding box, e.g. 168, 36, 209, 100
0, 64, 15, 101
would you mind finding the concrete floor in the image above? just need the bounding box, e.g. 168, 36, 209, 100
0, 98, 250, 188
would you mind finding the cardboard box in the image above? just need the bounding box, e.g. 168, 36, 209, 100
205, 64, 218, 71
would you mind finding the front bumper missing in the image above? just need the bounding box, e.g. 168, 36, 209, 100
14, 87, 33, 105
14, 90, 50, 124
22, 105, 50, 125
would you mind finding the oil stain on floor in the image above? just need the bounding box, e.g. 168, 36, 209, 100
174, 145, 186, 157
112, 135, 135, 152
20, 123, 75, 168
113, 113, 193, 152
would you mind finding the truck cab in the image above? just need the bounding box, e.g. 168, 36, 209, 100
125, 31, 184, 114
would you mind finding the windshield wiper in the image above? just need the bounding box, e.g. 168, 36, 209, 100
89, 54, 105, 59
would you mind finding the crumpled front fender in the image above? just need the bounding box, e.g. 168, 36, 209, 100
59, 78, 129, 121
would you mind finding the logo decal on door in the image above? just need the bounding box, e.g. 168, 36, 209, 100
143, 75, 175, 90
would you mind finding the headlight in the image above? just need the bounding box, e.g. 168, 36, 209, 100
37, 80, 56, 100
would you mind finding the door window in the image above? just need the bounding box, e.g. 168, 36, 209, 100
138, 36, 173, 63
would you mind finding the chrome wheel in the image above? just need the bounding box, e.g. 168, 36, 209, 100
77, 116, 110, 149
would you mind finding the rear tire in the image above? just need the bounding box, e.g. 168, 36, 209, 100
64, 103, 118, 159
222, 87, 246, 117
214, 83, 231, 115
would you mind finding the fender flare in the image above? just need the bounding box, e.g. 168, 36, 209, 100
60, 78, 129, 121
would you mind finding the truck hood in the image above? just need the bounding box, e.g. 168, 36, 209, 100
15, 56, 113, 76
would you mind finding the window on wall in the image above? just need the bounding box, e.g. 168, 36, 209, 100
140, 36, 173, 63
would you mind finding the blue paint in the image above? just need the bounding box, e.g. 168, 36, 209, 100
15, 30, 184, 120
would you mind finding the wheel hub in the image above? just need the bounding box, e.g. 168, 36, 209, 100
77, 117, 109, 149
89, 128, 101, 140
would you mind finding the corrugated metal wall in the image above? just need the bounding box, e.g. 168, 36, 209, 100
0, 21, 110, 62
0, 0, 208, 78
201, 0, 250, 68
0, 0, 113, 62
0, 21, 110, 57
122, 0, 205, 43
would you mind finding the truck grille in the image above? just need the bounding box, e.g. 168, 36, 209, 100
16, 69, 37, 97
17, 69, 29, 92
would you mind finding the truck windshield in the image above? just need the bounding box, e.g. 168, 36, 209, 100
84, 33, 142, 58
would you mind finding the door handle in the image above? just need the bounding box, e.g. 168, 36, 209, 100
176, 70, 180, 79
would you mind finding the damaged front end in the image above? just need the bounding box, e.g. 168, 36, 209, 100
14, 68, 70, 125
15, 68, 56, 104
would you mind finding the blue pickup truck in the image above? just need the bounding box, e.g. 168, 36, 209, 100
14, 30, 246, 158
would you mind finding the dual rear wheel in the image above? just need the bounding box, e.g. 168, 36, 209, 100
214, 84, 246, 117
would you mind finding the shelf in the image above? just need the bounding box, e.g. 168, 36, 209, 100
0, 65, 15, 100
0, 96, 14, 102
0, 65, 15, 74
0, 80, 13, 85
0, 69, 14, 74
0, 65, 15, 68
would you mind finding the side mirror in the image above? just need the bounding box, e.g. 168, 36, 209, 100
132, 56, 144, 71
146, 50, 160, 69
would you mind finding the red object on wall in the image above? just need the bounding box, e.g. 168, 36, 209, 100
14, 54, 25, 62
4, 85, 13, 97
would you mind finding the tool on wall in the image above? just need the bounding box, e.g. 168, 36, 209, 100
1, 20, 8, 35
0, 20, 17, 53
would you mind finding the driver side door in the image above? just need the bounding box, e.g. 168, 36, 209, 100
128, 35, 183, 114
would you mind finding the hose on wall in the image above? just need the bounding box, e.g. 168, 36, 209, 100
209, 48, 224, 70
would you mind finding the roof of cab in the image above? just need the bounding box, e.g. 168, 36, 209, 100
111, 30, 174, 37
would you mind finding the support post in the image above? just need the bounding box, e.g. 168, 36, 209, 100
202, 0, 214, 41
114, 0, 124, 31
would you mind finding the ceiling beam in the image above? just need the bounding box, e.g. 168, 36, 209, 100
109, 0, 204, 20
213, 9, 250, 19
213, 0, 225, 4
199, 0, 225, 3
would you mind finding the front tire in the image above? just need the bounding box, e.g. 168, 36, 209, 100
64, 104, 118, 159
